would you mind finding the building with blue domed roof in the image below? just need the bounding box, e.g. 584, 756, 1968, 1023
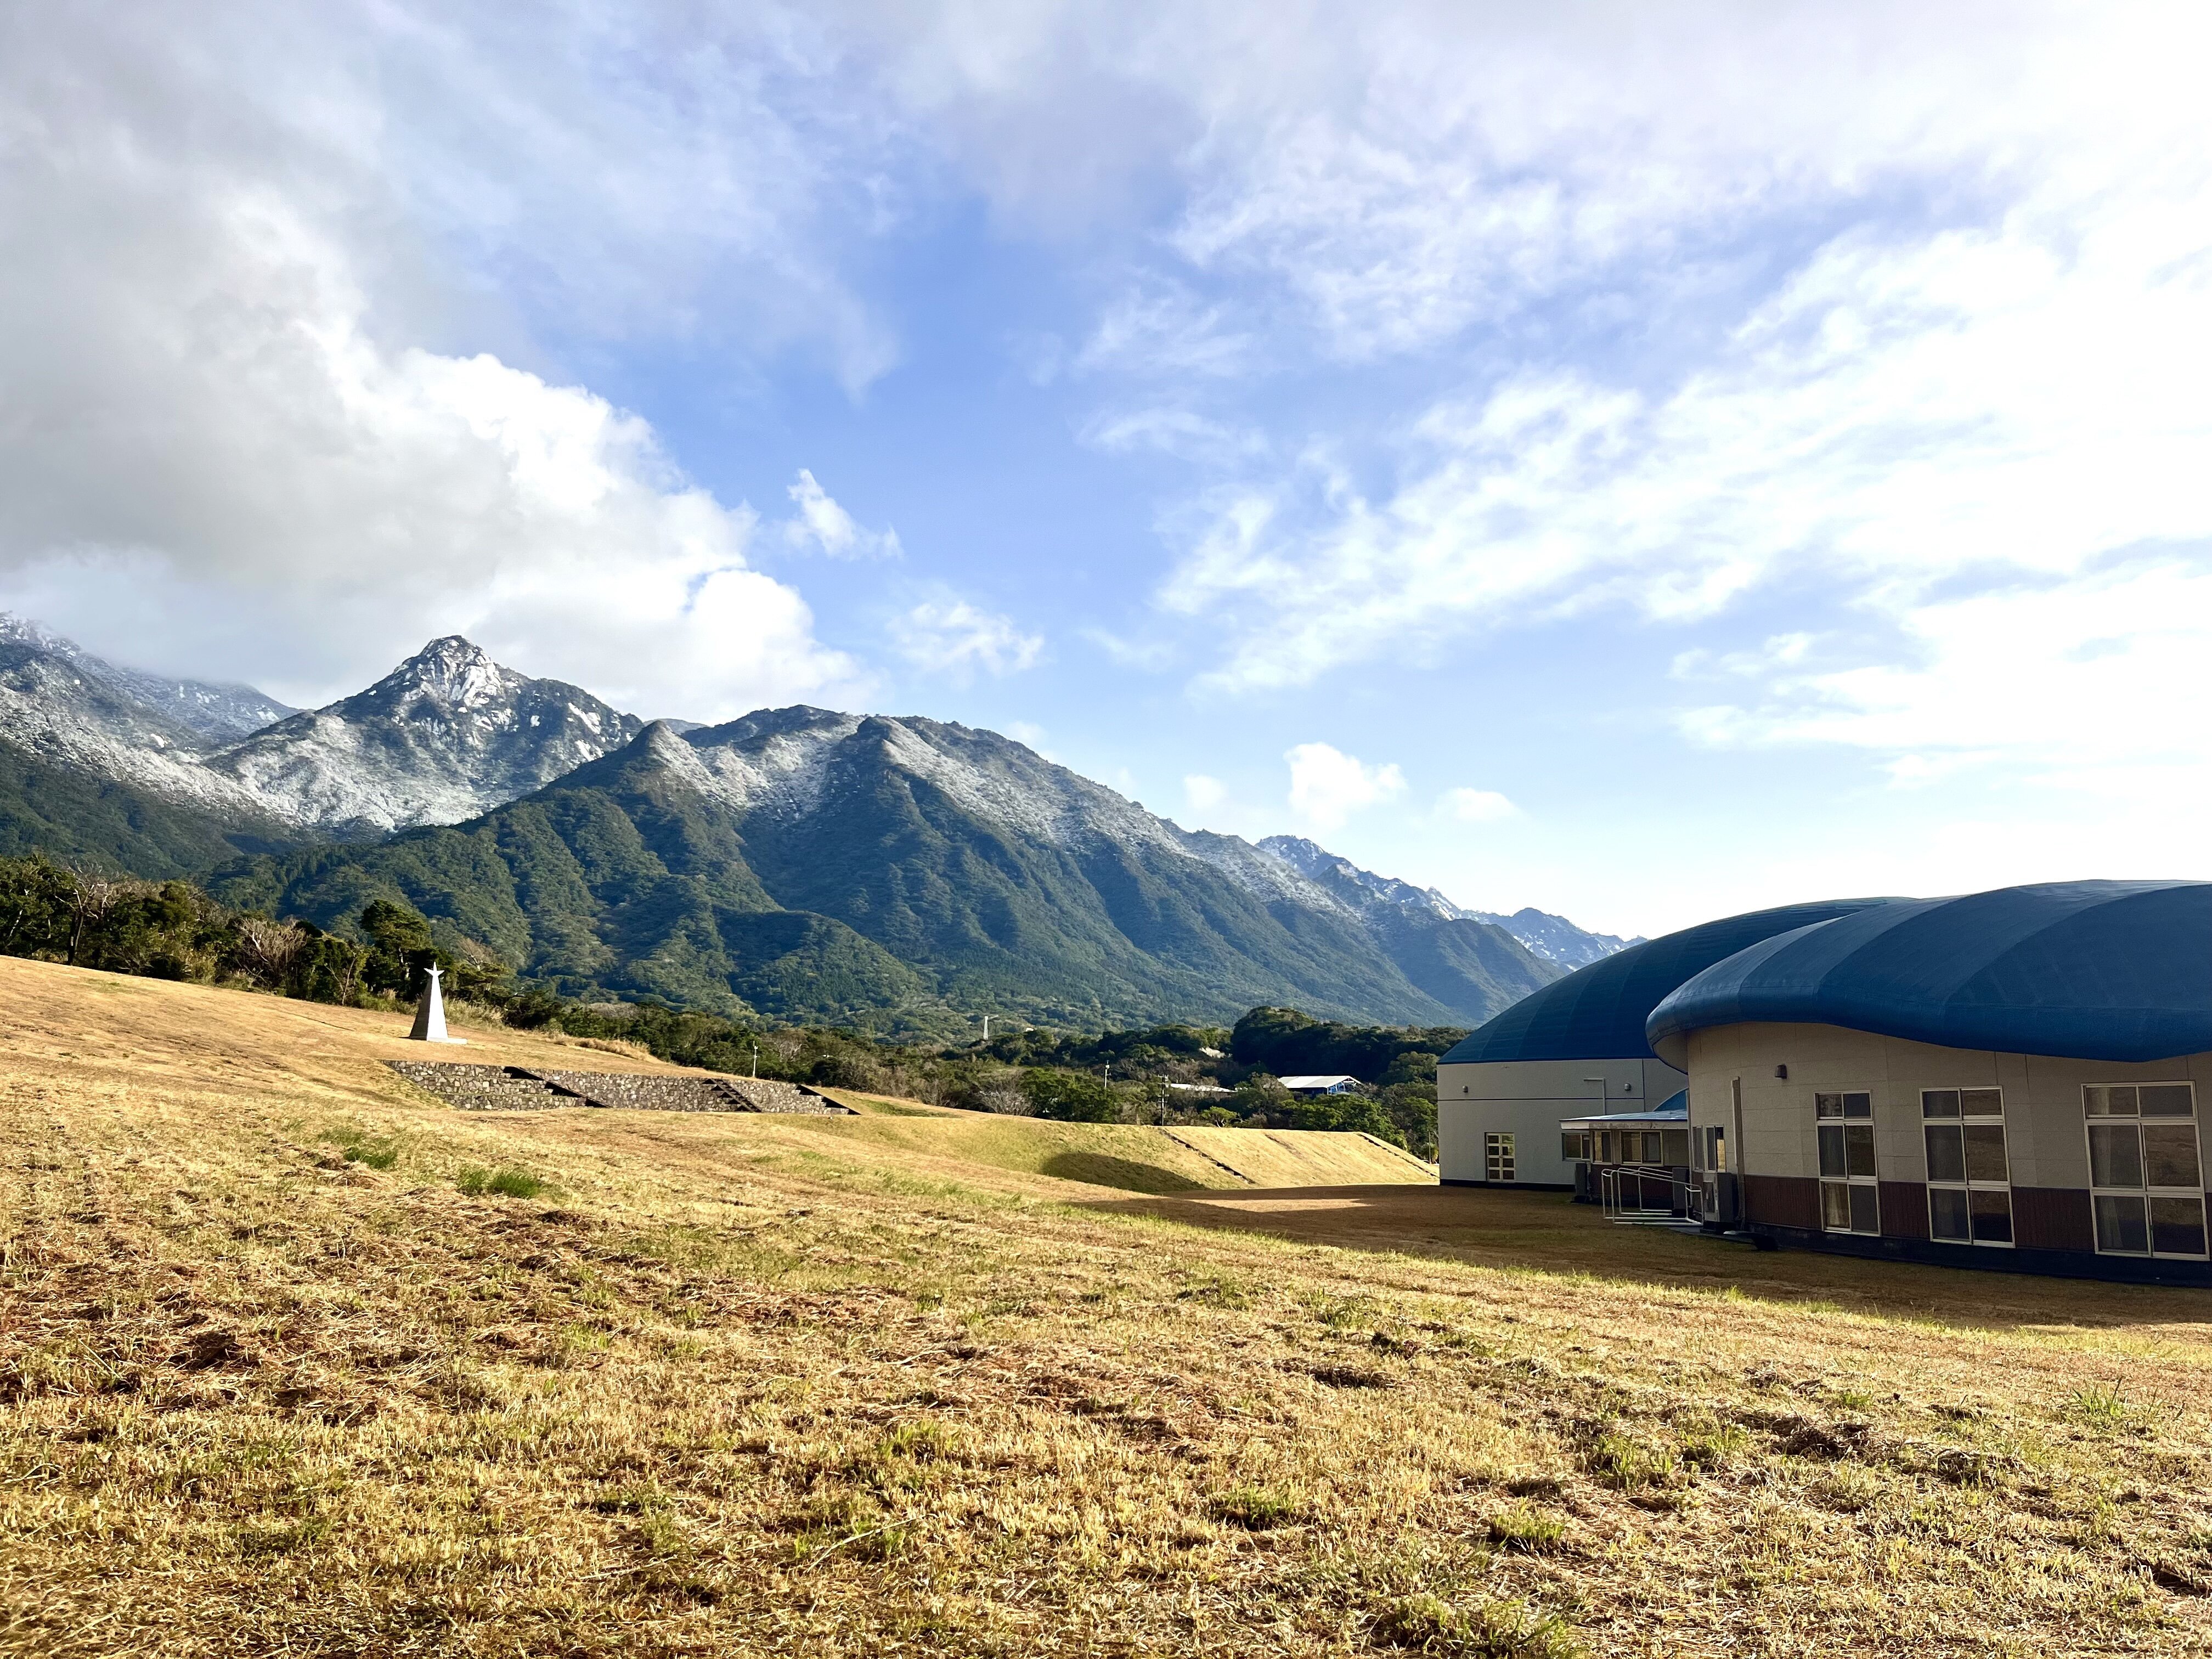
1645, 880, 2212, 1281
1435, 898, 1896, 1189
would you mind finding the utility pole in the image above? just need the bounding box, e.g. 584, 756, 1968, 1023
752, 1043, 759, 1079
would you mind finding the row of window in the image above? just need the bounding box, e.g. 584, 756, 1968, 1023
1560, 1127, 1688, 1166
1548, 1081, 2208, 1261
1810, 1082, 2205, 1259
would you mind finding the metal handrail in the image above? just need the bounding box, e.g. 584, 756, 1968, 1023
1599, 1162, 1691, 1220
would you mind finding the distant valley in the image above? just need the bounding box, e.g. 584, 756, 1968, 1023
0, 616, 1633, 1036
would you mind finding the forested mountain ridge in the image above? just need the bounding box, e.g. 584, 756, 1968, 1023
210, 709, 1566, 1037
0, 618, 1615, 1035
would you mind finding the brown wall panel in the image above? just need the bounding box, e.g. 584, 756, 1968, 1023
1745, 1173, 1820, 1231
1879, 1181, 1929, 1240
2013, 1186, 2095, 1253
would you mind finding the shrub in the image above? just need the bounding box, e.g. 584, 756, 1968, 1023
2064, 1383, 2131, 1430
1209, 1486, 1297, 1530
1374, 1593, 1588, 1657
1487, 1502, 1566, 1554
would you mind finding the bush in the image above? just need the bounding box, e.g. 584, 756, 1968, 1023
455, 1165, 545, 1199
1019, 1068, 1118, 1122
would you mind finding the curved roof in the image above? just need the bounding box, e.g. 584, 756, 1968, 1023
1646, 881, 2212, 1067
1438, 898, 1898, 1065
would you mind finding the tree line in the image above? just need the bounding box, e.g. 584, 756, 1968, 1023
0, 855, 1461, 1158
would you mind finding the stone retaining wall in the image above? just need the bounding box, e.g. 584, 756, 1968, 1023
387, 1060, 855, 1116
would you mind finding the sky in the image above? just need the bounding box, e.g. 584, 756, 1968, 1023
4, 2, 2211, 940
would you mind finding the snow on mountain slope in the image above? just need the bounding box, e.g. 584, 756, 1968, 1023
0, 614, 294, 744
1469, 906, 1638, 968
205, 637, 645, 834
0, 622, 287, 825
0, 620, 642, 839
1257, 833, 1635, 968
676, 708, 1362, 918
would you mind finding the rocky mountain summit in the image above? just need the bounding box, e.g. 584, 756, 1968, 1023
0, 620, 642, 845
205, 636, 642, 835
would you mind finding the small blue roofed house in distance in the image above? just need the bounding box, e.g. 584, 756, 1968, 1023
1438, 898, 1900, 1066
1645, 879, 2212, 1069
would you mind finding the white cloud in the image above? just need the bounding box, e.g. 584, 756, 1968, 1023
890, 599, 1044, 681
1076, 282, 1255, 379
0, 191, 860, 715
1439, 788, 1518, 823
1079, 628, 1177, 670
1157, 154, 2212, 725
1081, 408, 1266, 465
1183, 772, 1228, 811
781, 470, 902, 559
1674, 563, 2212, 799
1285, 741, 1404, 831
0, 2, 900, 715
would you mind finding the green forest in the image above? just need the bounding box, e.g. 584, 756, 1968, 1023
0, 855, 1462, 1158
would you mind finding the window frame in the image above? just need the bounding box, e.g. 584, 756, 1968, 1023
1923, 1086, 2012, 1248
2083, 1082, 2207, 1261
1813, 1090, 1880, 1235
1483, 1131, 1517, 1184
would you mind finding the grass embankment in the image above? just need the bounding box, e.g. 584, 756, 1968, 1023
5, 956, 2212, 1656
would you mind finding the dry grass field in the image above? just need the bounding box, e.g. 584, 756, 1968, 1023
5, 956, 2212, 1656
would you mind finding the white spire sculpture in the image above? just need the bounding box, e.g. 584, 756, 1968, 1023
406, 963, 465, 1044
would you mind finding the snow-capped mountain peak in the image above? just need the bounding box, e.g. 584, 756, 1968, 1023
203, 637, 646, 835
359, 636, 527, 716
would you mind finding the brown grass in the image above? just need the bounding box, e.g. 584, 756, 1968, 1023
4, 955, 2212, 1656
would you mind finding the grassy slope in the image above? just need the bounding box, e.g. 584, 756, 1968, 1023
5, 958, 2212, 1656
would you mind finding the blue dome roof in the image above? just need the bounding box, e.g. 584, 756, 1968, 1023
1645, 881, 2212, 1067
1438, 898, 1898, 1065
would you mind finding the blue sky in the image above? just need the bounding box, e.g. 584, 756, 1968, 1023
5, 2, 2211, 939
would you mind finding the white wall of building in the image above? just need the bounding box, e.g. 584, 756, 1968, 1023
1680, 1020, 2212, 1190
1437, 1056, 1688, 1186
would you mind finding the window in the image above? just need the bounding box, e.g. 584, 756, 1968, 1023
1561, 1130, 1592, 1162
1923, 1087, 2011, 1245
1484, 1132, 1516, 1183
1597, 1131, 1615, 1163
1695, 1125, 1727, 1174
1815, 1092, 1878, 1234
2084, 1084, 2206, 1259
1661, 1127, 1690, 1166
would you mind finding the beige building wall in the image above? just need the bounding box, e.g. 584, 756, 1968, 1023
1680, 1020, 2212, 1190
1438, 1056, 1688, 1185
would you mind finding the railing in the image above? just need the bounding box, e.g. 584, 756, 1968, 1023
1599, 1163, 1692, 1221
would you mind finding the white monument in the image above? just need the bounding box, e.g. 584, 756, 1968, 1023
406, 963, 465, 1044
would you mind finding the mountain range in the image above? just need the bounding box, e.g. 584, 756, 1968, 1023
0, 615, 1632, 1036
